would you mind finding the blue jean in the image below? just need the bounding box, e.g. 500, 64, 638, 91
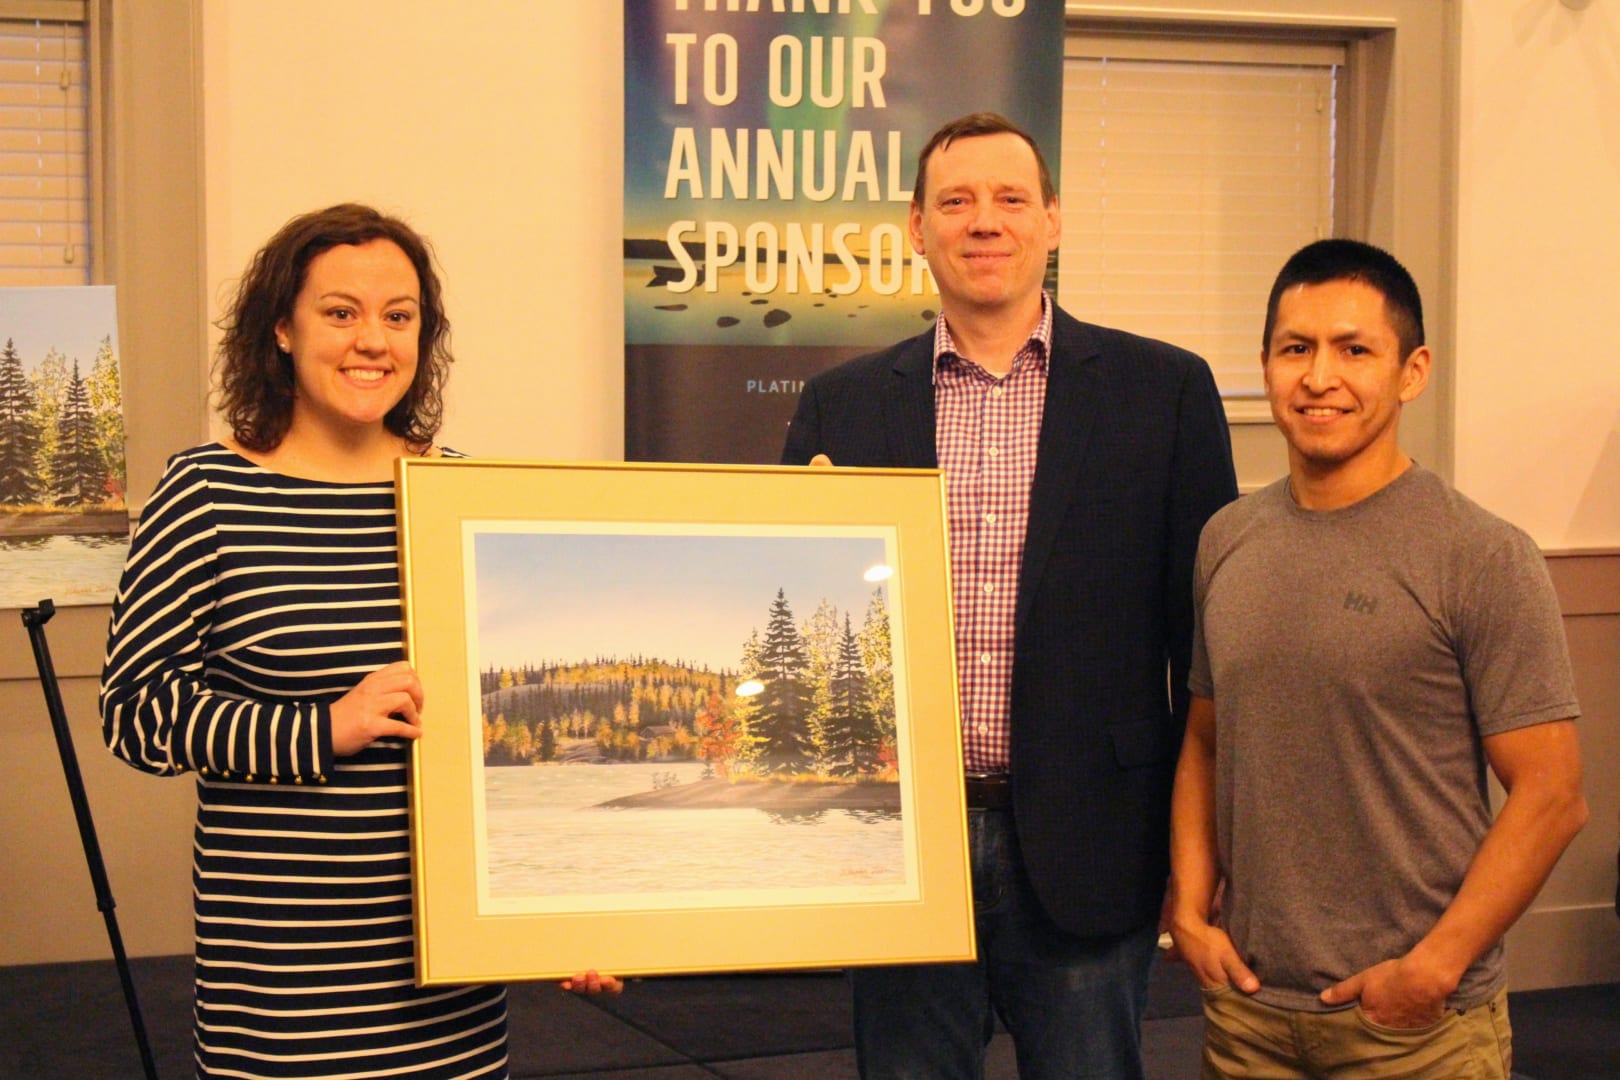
851, 808, 1159, 1080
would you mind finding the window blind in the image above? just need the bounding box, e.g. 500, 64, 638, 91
1057, 36, 1339, 411
0, 5, 88, 285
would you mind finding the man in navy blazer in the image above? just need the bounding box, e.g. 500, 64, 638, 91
782, 113, 1237, 1079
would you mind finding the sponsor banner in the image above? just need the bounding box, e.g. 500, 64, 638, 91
624, 0, 1063, 462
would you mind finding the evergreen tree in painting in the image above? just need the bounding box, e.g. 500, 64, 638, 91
824, 613, 881, 777
86, 336, 123, 500
0, 337, 42, 505
28, 347, 67, 498
51, 359, 104, 506
751, 588, 814, 774
799, 598, 841, 768
859, 588, 896, 743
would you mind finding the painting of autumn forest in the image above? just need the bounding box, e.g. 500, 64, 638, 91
482, 583, 896, 788
472, 529, 902, 817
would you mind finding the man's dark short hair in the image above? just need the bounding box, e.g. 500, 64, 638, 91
912, 111, 1056, 208
1263, 239, 1425, 361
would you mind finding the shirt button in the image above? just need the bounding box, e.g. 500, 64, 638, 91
984, 512, 997, 525
980, 652, 992, 664
983, 582, 995, 594
991, 386, 1004, 398
987, 446, 1000, 458
977, 723, 990, 734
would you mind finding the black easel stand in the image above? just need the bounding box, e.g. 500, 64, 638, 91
22, 599, 159, 1080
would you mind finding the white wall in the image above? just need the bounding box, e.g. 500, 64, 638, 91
200, 0, 1620, 546
1453, 0, 1620, 549
202, 0, 626, 462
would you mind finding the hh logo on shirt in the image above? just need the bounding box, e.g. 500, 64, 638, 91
1343, 591, 1379, 615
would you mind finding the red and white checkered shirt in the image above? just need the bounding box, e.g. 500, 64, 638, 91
933, 293, 1053, 773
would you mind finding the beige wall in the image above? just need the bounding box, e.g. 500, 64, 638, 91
1454, 0, 1620, 549
0, 613, 195, 963
0, 0, 201, 967
3, 1, 1616, 987
1455, 0, 1620, 987
202, 0, 626, 464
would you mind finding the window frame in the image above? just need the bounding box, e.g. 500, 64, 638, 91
0, 0, 100, 285
1059, 30, 1345, 423
1062, 0, 1455, 490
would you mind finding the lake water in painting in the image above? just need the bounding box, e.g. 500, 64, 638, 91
0, 532, 128, 608
483, 762, 907, 908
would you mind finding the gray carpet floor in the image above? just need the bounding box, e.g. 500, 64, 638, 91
2, 954, 1614, 1078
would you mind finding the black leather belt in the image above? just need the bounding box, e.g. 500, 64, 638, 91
964, 772, 1011, 810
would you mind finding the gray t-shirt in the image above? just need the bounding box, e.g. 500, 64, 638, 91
1189, 465, 1578, 1012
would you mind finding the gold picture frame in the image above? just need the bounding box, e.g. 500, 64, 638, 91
397, 459, 973, 984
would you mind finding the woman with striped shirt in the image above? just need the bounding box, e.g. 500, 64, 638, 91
101, 204, 616, 1079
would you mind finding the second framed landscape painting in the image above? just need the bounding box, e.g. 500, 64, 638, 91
397, 458, 973, 984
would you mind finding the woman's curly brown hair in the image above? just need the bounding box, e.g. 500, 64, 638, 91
213, 203, 453, 452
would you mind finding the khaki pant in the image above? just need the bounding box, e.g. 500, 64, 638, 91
1200, 984, 1512, 1079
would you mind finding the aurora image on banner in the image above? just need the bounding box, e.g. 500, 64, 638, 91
624, 0, 1062, 463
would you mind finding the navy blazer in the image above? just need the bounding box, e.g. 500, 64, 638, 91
782, 305, 1238, 937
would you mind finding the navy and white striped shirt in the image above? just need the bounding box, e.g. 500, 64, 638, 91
102, 442, 508, 1080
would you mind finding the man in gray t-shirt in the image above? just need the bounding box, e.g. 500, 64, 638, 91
1167, 240, 1588, 1079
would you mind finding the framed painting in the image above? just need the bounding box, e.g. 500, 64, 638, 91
396, 458, 972, 984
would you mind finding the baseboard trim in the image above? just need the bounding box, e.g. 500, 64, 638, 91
1505, 903, 1620, 991
1545, 549, 1620, 616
